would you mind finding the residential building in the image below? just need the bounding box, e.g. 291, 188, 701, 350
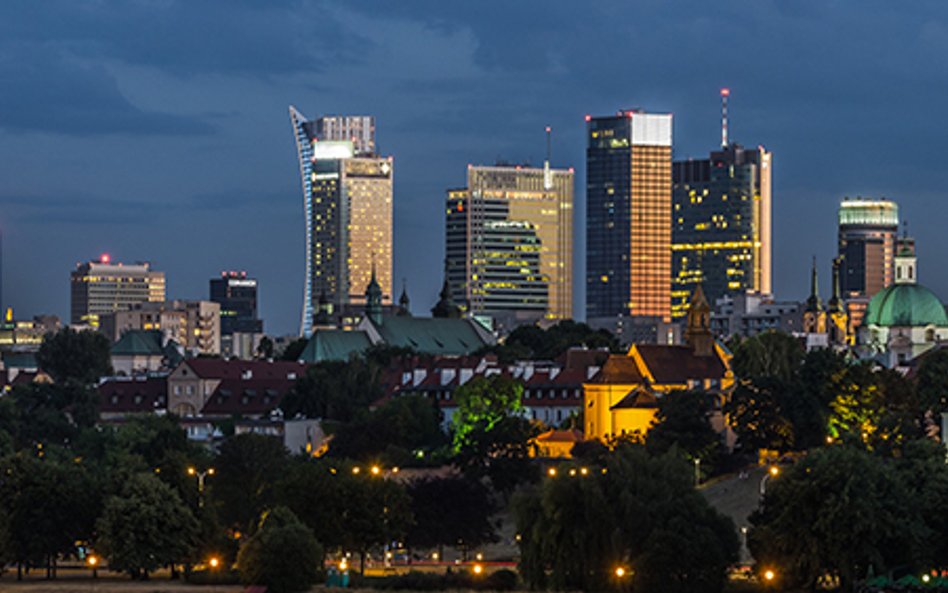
446, 162, 574, 327
709, 293, 801, 339
672, 142, 772, 319
289, 107, 393, 336
109, 329, 184, 375
586, 110, 673, 333
99, 300, 221, 356
166, 358, 307, 417
70, 255, 165, 327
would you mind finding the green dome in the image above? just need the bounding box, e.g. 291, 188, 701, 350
864, 283, 948, 327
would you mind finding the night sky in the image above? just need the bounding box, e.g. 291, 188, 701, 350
3, 1, 948, 336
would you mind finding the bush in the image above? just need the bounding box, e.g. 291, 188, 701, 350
237, 507, 324, 593
354, 568, 518, 591
484, 568, 519, 591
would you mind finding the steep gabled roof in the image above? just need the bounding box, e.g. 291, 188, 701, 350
98, 376, 168, 414
633, 344, 727, 384
610, 386, 659, 410
200, 378, 294, 416
587, 355, 645, 384
181, 358, 308, 380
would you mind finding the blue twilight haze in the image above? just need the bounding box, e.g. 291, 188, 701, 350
2, 1, 948, 335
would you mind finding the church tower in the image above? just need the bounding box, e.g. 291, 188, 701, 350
684, 284, 714, 357
827, 257, 849, 346
365, 263, 383, 325
803, 257, 826, 334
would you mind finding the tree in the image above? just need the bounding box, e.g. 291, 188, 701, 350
280, 357, 382, 422
915, 347, 948, 414
96, 473, 198, 579
4, 382, 100, 449
749, 445, 925, 592
213, 434, 289, 533
731, 331, 803, 383
406, 475, 497, 558
338, 471, 413, 574
0, 454, 101, 579
237, 506, 324, 593
516, 443, 738, 592
827, 363, 923, 449
329, 395, 446, 464
279, 337, 309, 362
484, 320, 619, 361
451, 374, 524, 452
256, 336, 274, 359
453, 415, 539, 493
646, 390, 723, 471
36, 327, 112, 384
726, 378, 796, 452
276, 459, 347, 549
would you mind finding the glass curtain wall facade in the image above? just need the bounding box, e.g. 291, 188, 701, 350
586, 112, 673, 322
671, 144, 772, 318
445, 164, 574, 321
838, 199, 899, 297
289, 107, 392, 336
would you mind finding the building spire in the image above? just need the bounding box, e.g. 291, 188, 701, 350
828, 257, 842, 313
720, 88, 730, 147
806, 256, 823, 312
543, 125, 553, 190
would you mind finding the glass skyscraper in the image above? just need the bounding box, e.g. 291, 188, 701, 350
289, 107, 392, 337
671, 144, 772, 318
586, 111, 673, 324
445, 164, 574, 325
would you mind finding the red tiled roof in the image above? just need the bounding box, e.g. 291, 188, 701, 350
98, 376, 168, 414
182, 358, 308, 380
534, 428, 584, 443
199, 378, 293, 417
587, 355, 645, 384
634, 344, 727, 384
556, 348, 610, 370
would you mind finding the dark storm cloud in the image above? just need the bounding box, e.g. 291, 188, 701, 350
0, 44, 214, 136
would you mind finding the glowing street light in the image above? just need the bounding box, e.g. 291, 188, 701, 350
472, 564, 484, 575
371, 465, 381, 476
547, 467, 557, 477
188, 467, 215, 507
87, 554, 99, 579
615, 567, 627, 578
760, 466, 779, 497
763, 569, 776, 583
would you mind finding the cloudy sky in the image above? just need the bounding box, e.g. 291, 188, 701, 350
3, 1, 948, 335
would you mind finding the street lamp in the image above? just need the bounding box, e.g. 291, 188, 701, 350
87, 554, 99, 579
209, 556, 220, 569
472, 564, 484, 575
188, 467, 215, 507
694, 458, 701, 487
763, 568, 776, 583
759, 466, 779, 497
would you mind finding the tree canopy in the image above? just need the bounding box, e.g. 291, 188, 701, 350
36, 327, 112, 384
237, 506, 323, 593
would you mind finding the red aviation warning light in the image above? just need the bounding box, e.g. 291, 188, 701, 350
100, 253, 111, 264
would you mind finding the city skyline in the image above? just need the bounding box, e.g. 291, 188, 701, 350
3, 2, 948, 335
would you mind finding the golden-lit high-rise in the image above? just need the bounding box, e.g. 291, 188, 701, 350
289, 108, 392, 335
586, 111, 673, 327
446, 163, 574, 325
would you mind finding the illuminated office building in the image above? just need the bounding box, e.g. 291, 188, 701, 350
837, 198, 899, 329
445, 163, 574, 324
210, 271, 263, 335
70, 255, 165, 327
289, 107, 392, 336
672, 144, 772, 318
586, 110, 673, 325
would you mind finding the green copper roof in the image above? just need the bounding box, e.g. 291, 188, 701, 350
299, 330, 372, 363
864, 284, 948, 327
372, 316, 492, 355
112, 330, 164, 356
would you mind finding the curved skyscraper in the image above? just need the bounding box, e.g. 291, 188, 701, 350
289, 107, 392, 336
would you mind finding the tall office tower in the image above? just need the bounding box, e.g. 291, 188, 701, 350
586, 110, 673, 326
671, 93, 772, 318
289, 107, 393, 336
837, 198, 899, 329
445, 161, 574, 325
70, 255, 165, 328
838, 198, 899, 296
210, 271, 263, 335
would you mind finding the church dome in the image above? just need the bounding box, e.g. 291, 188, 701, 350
864, 283, 948, 327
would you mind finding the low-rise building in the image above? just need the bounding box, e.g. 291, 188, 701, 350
100, 300, 221, 356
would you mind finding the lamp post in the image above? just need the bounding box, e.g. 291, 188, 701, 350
759, 465, 779, 497
694, 458, 701, 487
188, 466, 215, 507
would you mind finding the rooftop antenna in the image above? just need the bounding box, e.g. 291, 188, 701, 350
543, 125, 553, 190
720, 88, 730, 147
